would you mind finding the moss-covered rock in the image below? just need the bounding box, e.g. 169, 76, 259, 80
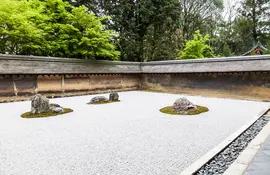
89, 96, 109, 104
21, 108, 73, 118
49, 103, 64, 113
109, 92, 119, 101
87, 100, 120, 105
160, 105, 209, 115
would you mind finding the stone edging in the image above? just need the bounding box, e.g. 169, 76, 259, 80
1, 54, 270, 74
0, 54, 140, 65
180, 106, 270, 175
141, 55, 270, 65
223, 117, 270, 175
2, 54, 269, 65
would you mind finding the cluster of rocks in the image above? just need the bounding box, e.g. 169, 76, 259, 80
31, 94, 64, 114
31, 92, 120, 113
196, 116, 270, 175
89, 92, 119, 104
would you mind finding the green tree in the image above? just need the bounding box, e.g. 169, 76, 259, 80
238, 0, 270, 43
64, 0, 101, 14
122, 0, 182, 61
229, 0, 270, 54
265, 40, 270, 54
267, 40, 270, 50
140, 0, 182, 61
66, 0, 182, 61
0, 0, 45, 54
223, 43, 232, 57
178, 30, 214, 59
40, 0, 119, 59
0, 0, 120, 60
179, 0, 224, 41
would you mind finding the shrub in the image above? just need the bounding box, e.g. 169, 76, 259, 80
178, 30, 214, 60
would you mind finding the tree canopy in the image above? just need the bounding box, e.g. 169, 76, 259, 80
0, 0, 269, 61
0, 0, 120, 60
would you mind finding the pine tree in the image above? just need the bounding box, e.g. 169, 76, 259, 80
237, 0, 270, 46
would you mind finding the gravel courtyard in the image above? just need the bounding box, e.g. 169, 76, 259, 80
0, 91, 268, 175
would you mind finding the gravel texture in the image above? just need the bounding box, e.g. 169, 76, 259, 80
0, 91, 268, 175
196, 116, 270, 175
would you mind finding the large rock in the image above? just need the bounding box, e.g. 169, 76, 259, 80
90, 96, 109, 104
172, 97, 196, 111
109, 92, 119, 101
31, 94, 50, 114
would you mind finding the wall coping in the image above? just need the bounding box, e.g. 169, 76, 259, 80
142, 55, 270, 65
0, 54, 270, 74
0, 54, 140, 65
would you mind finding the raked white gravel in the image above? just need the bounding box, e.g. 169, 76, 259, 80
0, 91, 268, 175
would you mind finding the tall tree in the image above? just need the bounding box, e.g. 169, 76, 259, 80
223, 43, 232, 57
119, 0, 182, 61
179, 0, 224, 41
235, 0, 270, 52
139, 0, 182, 61
65, 0, 182, 61
212, 0, 238, 55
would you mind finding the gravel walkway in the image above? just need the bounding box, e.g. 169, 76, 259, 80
0, 91, 268, 175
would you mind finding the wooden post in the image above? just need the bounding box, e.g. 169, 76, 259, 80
35, 75, 38, 94
13, 79, 17, 96
121, 75, 123, 88
61, 75, 65, 93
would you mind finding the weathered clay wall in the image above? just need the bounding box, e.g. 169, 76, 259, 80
37, 75, 63, 93
0, 54, 142, 101
142, 72, 270, 101
0, 74, 141, 98
0, 76, 14, 96
1, 54, 270, 101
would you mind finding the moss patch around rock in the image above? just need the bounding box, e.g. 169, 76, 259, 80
21, 108, 73, 118
160, 105, 209, 115
87, 100, 120, 105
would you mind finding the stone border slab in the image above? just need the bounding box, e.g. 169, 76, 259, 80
181, 106, 270, 175
223, 118, 270, 175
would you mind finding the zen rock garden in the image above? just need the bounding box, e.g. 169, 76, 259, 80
21, 94, 73, 118
160, 97, 209, 115
1, 91, 269, 175
22, 93, 209, 118
88, 92, 120, 104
